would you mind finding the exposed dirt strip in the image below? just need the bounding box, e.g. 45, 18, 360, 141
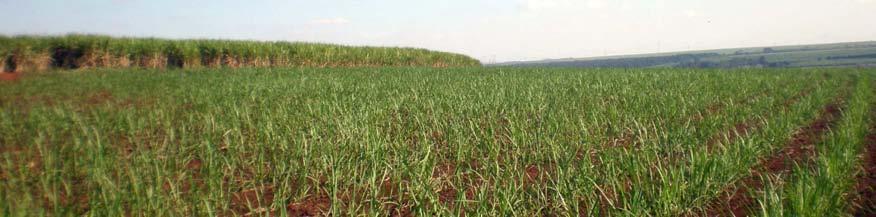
697, 85, 777, 121
581, 84, 781, 163
852, 108, 876, 216
702, 97, 845, 217
653, 83, 813, 170
704, 85, 816, 152
578, 83, 784, 216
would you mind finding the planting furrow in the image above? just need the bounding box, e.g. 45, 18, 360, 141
702, 96, 845, 217
852, 109, 876, 215
704, 84, 816, 152
582, 83, 780, 164
695, 83, 776, 122
581, 82, 786, 216
3, 68, 859, 216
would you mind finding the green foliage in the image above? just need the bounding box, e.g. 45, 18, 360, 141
757, 70, 874, 217
501, 41, 876, 68
0, 34, 481, 71
0, 67, 869, 216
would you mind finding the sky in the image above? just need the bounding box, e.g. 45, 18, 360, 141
1, 0, 875, 62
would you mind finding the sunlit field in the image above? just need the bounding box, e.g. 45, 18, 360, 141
1, 67, 875, 216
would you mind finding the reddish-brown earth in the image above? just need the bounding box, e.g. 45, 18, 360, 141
433, 161, 485, 216
53, 176, 91, 214
378, 177, 412, 217
853, 111, 876, 215
230, 185, 275, 215
703, 99, 844, 217
706, 121, 760, 152
162, 158, 205, 195
782, 87, 815, 108
705, 85, 816, 152
285, 194, 331, 216
434, 162, 462, 205
0, 72, 19, 81
576, 88, 779, 215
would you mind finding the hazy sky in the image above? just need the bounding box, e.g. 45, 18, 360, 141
2, 0, 875, 62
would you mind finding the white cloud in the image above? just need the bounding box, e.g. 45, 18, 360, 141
310, 18, 350, 25
519, 0, 610, 13
684, 10, 700, 17
360, 31, 396, 40
855, 0, 874, 3
519, 0, 560, 12
586, 0, 606, 9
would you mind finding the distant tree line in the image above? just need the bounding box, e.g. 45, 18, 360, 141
508, 46, 876, 69
532, 53, 721, 68
679, 56, 791, 68
523, 53, 800, 68
826, 53, 876, 60
0, 34, 482, 73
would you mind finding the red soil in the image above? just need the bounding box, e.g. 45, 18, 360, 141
185, 159, 203, 170
286, 194, 331, 216
705, 85, 816, 152
782, 87, 815, 108
230, 185, 275, 215
225, 183, 333, 216
55, 176, 91, 214
853, 114, 876, 215
163, 159, 205, 194
434, 161, 484, 214
577, 89, 780, 215
0, 72, 20, 81
706, 121, 760, 152
434, 162, 460, 205
379, 177, 415, 216
703, 100, 843, 216
524, 164, 556, 185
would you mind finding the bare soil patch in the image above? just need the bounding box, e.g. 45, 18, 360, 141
230, 185, 275, 216
285, 194, 331, 216
0, 72, 20, 81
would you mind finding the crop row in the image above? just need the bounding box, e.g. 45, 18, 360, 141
0, 67, 871, 216
0, 35, 481, 73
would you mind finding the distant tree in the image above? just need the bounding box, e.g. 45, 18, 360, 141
763, 47, 775, 53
